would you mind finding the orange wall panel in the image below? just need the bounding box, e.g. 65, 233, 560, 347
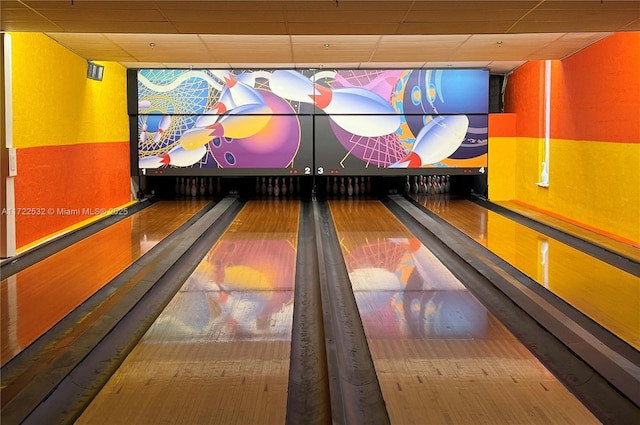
489, 113, 516, 137
504, 61, 544, 139
552, 32, 640, 144
14, 142, 131, 248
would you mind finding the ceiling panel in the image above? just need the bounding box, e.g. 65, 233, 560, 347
1, 0, 638, 72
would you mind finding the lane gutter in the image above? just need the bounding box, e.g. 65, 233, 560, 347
386, 195, 639, 424
313, 200, 390, 425
1, 197, 243, 425
286, 200, 332, 425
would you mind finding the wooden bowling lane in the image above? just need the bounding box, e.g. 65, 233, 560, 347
414, 195, 640, 350
0, 200, 209, 365
77, 200, 300, 425
329, 200, 599, 425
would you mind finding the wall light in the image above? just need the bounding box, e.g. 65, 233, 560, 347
87, 61, 104, 81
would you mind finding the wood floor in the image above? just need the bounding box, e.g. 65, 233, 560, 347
5, 196, 629, 423
0, 200, 209, 365
77, 200, 300, 425
414, 195, 640, 350
330, 200, 600, 425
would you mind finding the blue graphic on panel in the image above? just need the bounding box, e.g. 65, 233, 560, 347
401, 69, 488, 115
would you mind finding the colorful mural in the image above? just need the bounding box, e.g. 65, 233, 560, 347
135, 69, 488, 175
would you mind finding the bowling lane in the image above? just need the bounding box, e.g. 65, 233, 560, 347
415, 195, 640, 350
77, 200, 299, 425
329, 200, 599, 425
0, 200, 209, 365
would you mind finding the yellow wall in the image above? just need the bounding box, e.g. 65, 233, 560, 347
488, 114, 516, 201
11, 33, 128, 148
515, 137, 640, 242
9, 32, 132, 248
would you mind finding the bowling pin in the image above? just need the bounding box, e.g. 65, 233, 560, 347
340, 177, 346, 196
268, 70, 316, 103
281, 177, 288, 196
354, 177, 360, 196
261, 177, 267, 195
139, 123, 148, 143
200, 178, 206, 196
208, 177, 214, 195
138, 154, 164, 169
540, 162, 549, 186
267, 177, 273, 196
191, 179, 197, 197
274, 177, 280, 197
445, 175, 451, 193
333, 177, 338, 195
194, 105, 222, 128
360, 177, 365, 196
405, 176, 411, 193
138, 100, 151, 111
314, 85, 400, 137
179, 126, 216, 151
216, 177, 222, 194
221, 72, 266, 107
235, 72, 256, 88
366, 177, 372, 194
390, 115, 469, 168
153, 115, 172, 143
347, 177, 354, 197
158, 144, 207, 167
180, 177, 186, 195
206, 104, 272, 140
412, 176, 419, 194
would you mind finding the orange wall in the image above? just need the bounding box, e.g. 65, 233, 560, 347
14, 143, 131, 247
552, 32, 640, 144
503, 61, 544, 138
501, 32, 640, 243
10, 33, 131, 248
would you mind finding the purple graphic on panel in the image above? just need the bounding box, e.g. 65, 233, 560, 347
208, 90, 300, 168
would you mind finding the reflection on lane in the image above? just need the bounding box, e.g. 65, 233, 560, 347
415, 195, 640, 350
346, 237, 488, 340
0, 201, 209, 365
78, 201, 299, 425
145, 237, 296, 343
329, 200, 599, 425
